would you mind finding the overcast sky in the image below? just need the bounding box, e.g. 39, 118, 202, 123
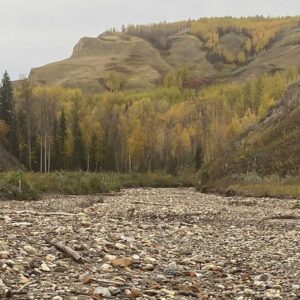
1, 0, 300, 79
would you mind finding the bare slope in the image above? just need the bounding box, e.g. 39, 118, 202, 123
0, 145, 25, 172
30, 32, 172, 94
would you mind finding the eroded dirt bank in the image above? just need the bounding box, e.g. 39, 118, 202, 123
0, 188, 299, 299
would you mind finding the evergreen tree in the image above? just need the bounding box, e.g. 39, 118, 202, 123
0, 71, 14, 125
0, 71, 17, 153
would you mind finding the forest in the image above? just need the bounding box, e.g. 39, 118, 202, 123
0, 66, 298, 174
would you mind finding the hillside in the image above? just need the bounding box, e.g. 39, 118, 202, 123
29, 17, 300, 94
0, 145, 25, 172
201, 79, 300, 191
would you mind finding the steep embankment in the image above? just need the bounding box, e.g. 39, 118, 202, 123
29, 24, 300, 94
201, 80, 300, 192
0, 145, 25, 172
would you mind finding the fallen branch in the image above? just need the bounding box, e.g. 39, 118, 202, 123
0, 279, 12, 298
10, 210, 80, 217
99, 193, 124, 197
132, 201, 171, 207
92, 278, 128, 286
45, 237, 84, 263
258, 215, 300, 224
15, 281, 36, 294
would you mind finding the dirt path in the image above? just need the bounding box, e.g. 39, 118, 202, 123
0, 188, 299, 299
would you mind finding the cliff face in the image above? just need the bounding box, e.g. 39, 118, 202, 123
29, 27, 300, 94
203, 80, 300, 188
0, 145, 25, 172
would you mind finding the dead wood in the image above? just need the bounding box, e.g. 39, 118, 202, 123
45, 237, 84, 263
132, 201, 171, 207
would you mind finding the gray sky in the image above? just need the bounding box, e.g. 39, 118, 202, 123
1, 0, 300, 79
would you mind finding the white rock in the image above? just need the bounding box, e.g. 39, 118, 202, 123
23, 245, 37, 255
105, 254, 117, 261
264, 289, 282, 299
93, 287, 111, 297
244, 288, 255, 296
100, 263, 112, 271
145, 256, 156, 263
0, 251, 9, 259
46, 254, 56, 262
292, 284, 300, 291
41, 262, 51, 272
132, 254, 140, 260
115, 243, 126, 250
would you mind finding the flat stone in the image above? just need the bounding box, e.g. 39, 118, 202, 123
23, 245, 38, 255
111, 257, 133, 268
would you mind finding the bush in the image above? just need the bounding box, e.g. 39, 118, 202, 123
0, 171, 195, 201
292, 201, 300, 209
0, 172, 39, 200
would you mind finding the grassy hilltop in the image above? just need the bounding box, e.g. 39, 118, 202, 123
30, 17, 300, 94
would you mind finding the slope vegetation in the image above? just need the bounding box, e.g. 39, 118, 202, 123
201, 80, 300, 193
30, 17, 300, 94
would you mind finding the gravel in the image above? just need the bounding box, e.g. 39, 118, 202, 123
0, 188, 299, 299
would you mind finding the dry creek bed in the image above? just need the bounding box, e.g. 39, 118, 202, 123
0, 188, 299, 300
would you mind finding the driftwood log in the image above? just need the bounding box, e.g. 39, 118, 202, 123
12, 210, 81, 217
132, 201, 171, 207
45, 237, 83, 263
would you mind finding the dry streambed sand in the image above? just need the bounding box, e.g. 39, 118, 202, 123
0, 188, 299, 300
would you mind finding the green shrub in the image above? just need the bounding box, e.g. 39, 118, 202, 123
0, 172, 39, 200
291, 201, 300, 209
0, 171, 195, 200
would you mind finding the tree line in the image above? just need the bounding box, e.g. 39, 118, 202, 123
114, 16, 300, 64
0, 67, 298, 174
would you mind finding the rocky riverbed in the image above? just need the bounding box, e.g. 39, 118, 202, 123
0, 188, 299, 299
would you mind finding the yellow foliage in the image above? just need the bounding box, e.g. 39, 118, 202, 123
237, 50, 246, 63
0, 120, 8, 143
190, 16, 300, 55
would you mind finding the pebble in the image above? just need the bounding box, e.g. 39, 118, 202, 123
100, 263, 112, 271
79, 274, 92, 284
0, 188, 298, 299
41, 262, 51, 272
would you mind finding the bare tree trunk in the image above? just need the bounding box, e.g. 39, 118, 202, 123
44, 131, 47, 173
40, 134, 43, 173
87, 152, 90, 172
95, 141, 100, 171
128, 153, 132, 173
48, 135, 51, 173
27, 115, 32, 171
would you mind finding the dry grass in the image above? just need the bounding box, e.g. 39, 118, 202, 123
229, 183, 300, 199
0, 171, 195, 201
29, 27, 300, 94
